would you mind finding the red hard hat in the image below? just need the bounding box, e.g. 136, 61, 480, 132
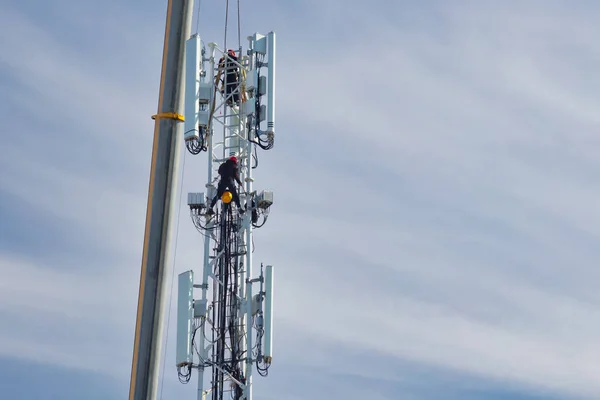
229, 156, 237, 163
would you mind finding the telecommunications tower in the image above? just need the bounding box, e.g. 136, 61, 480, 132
127, 0, 276, 399
175, 16, 276, 400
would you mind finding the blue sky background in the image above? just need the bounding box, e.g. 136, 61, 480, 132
2, 0, 600, 399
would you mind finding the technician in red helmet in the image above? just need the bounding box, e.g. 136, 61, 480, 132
207, 156, 245, 215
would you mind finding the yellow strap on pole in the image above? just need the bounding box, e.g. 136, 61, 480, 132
151, 112, 185, 122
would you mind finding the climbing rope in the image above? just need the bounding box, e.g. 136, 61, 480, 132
195, 0, 202, 34
224, 0, 229, 51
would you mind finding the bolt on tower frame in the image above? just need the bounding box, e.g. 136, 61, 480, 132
175, 31, 276, 400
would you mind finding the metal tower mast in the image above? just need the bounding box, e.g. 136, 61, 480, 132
175, 28, 277, 400
128, 0, 194, 399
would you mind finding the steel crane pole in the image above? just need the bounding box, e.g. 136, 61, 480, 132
128, 0, 194, 399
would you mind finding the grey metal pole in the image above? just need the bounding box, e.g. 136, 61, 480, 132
128, 0, 194, 399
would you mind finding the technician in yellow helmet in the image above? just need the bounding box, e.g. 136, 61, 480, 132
207, 156, 245, 215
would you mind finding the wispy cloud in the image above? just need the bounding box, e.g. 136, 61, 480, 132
2, 0, 600, 399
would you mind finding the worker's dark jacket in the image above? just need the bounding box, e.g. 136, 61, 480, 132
219, 55, 239, 86
226, 55, 239, 83
218, 160, 242, 185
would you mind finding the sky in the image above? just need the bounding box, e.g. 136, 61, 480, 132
1, 0, 600, 399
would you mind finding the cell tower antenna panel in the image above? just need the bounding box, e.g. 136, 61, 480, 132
175, 28, 278, 400
184, 35, 201, 142
266, 31, 276, 136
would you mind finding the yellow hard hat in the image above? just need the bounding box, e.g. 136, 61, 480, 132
222, 191, 233, 204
